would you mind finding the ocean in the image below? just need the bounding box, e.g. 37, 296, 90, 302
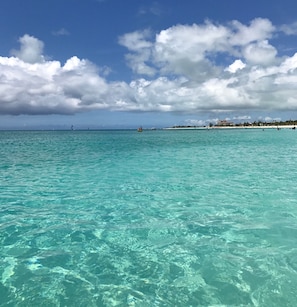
1, 129, 297, 306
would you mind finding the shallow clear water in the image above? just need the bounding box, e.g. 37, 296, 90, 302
1, 129, 297, 306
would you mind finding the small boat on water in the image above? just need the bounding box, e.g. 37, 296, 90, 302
137, 127, 143, 132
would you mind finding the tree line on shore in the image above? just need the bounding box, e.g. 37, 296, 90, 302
172, 119, 297, 128
226, 119, 297, 127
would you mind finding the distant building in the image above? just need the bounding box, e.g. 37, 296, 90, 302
216, 120, 234, 127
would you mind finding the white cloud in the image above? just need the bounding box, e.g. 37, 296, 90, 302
138, 3, 162, 16
229, 18, 275, 46
118, 30, 156, 75
225, 59, 246, 73
153, 22, 229, 79
10, 35, 45, 64
0, 39, 110, 114
263, 116, 281, 122
233, 115, 251, 121
118, 29, 153, 52
243, 40, 277, 65
2, 18, 297, 116
278, 53, 297, 73
52, 28, 70, 36
184, 119, 207, 126
280, 22, 297, 35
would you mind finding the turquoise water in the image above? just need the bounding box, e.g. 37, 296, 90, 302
1, 129, 297, 306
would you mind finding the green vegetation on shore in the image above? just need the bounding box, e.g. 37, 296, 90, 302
171, 119, 297, 129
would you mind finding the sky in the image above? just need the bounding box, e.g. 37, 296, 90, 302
1, 0, 297, 129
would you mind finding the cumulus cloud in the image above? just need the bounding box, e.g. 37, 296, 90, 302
118, 29, 156, 76
229, 18, 275, 46
153, 22, 229, 79
2, 18, 297, 116
10, 34, 45, 64
242, 40, 277, 65
225, 59, 246, 73
0, 37, 110, 115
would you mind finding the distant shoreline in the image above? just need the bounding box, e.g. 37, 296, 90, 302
164, 125, 297, 130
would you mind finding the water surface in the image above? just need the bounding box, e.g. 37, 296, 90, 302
1, 129, 297, 306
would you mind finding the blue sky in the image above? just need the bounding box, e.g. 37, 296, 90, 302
1, 0, 297, 129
